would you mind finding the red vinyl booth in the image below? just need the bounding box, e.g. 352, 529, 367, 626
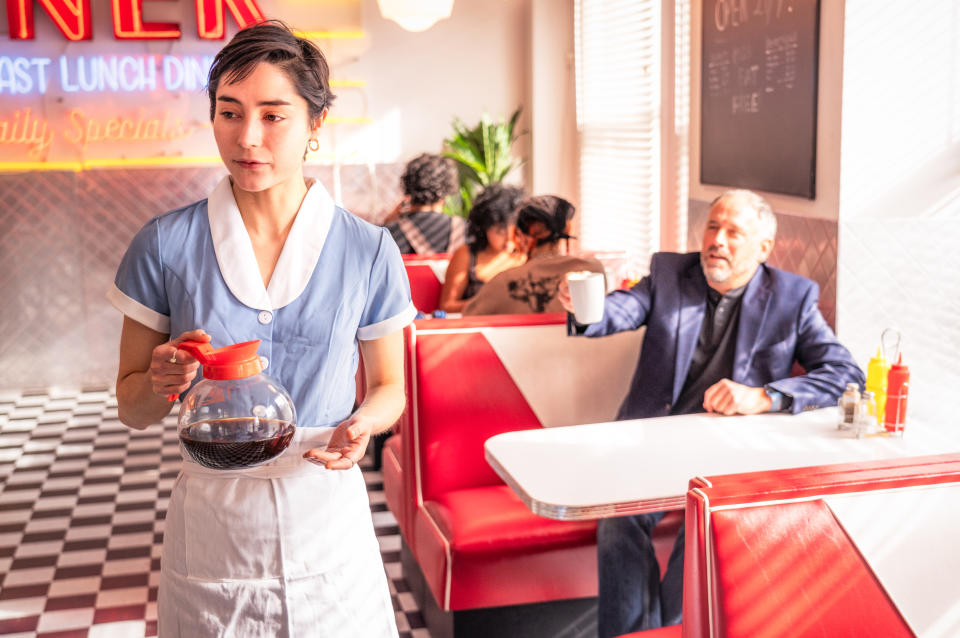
402, 253, 449, 314
384, 312, 647, 634
683, 453, 960, 638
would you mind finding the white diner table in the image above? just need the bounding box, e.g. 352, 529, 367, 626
484, 408, 960, 520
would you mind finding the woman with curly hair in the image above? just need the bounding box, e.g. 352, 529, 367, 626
438, 183, 527, 312
385, 153, 463, 255
463, 195, 604, 316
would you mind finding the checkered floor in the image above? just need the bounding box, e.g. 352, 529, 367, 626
0, 388, 429, 638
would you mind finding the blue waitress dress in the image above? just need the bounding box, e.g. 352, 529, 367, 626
108, 176, 416, 637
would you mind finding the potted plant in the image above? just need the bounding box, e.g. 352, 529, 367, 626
442, 107, 524, 217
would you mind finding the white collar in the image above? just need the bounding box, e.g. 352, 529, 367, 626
207, 176, 335, 310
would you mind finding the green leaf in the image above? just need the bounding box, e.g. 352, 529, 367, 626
443, 106, 525, 214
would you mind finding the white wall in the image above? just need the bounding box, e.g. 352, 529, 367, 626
838, 1, 960, 223
333, 0, 533, 172
529, 0, 578, 204
836, 0, 960, 425
342, 0, 580, 196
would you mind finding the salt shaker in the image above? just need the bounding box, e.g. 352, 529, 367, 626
855, 391, 877, 439
837, 382, 860, 430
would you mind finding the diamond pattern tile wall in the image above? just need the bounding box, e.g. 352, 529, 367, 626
0, 164, 406, 391
838, 218, 960, 425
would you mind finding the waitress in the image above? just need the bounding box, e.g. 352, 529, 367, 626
109, 21, 414, 637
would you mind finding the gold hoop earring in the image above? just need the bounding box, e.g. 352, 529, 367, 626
307, 139, 319, 152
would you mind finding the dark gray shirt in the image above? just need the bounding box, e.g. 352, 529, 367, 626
670, 285, 745, 415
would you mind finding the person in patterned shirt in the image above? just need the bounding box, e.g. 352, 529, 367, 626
384, 153, 463, 255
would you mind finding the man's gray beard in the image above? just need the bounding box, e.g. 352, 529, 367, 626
700, 262, 730, 284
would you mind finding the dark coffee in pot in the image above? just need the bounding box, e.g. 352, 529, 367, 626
180, 417, 295, 470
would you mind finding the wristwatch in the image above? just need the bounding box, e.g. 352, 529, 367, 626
764, 385, 793, 412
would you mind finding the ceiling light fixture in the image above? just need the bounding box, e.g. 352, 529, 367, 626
377, 0, 454, 32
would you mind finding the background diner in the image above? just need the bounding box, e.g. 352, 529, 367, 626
1, 1, 959, 637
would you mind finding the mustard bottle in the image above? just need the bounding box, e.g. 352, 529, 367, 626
865, 347, 889, 425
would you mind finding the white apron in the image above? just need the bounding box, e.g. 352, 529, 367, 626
158, 428, 398, 638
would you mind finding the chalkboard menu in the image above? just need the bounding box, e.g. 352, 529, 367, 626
701, 0, 820, 199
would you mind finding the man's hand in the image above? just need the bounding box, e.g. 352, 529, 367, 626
557, 278, 575, 313
703, 379, 772, 415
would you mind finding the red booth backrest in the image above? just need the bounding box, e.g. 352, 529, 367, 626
415, 330, 543, 500
684, 453, 960, 638
402, 255, 449, 314
409, 314, 645, 504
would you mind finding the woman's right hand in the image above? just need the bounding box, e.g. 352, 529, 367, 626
149, 329, 210, 398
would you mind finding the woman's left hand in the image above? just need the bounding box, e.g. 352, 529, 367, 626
303, 414, 375, 470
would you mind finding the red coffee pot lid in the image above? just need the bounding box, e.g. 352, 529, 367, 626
177, 340, 263, 380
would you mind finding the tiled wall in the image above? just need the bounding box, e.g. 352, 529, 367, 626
0, 165, 405, 391
837, 216, 960, 426
688, 199, 838, 329
835, 1, 960, 426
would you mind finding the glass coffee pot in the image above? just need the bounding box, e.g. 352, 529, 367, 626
172, 340, 297, 470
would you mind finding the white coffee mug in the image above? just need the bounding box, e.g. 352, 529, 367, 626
567, 271, 606, 324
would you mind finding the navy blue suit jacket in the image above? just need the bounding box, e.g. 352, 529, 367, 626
577, 252, 864, 420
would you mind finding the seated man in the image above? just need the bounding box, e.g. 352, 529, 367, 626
384, 153, 463, 255
463, 195, 604, 316
558, 189, 864, 637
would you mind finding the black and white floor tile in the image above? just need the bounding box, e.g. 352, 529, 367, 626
0, 388, 429, 638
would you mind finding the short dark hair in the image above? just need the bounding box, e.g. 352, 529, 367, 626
466, 183, 526, 251
401, 154, 458, 206
516, 195, 576, 246
207, 20, 335, 124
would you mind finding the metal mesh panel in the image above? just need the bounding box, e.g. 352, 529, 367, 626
0, 172, 84, 388
0, 164, 404, 390
0, 169, 224, 390
838, 217, 960, 425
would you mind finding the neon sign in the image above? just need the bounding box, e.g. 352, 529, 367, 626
0, 107, 197, 156
8, 0, 93, 40
66, 107, 196, 150
0, 1, 368, 169
0, 108, 53, 155
0, 55, 215, 94
0, 104, 365, 161
6, 0, 264, 41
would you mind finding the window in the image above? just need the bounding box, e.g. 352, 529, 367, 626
575, 0, 690, 275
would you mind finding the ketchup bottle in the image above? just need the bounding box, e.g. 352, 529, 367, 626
883, 354, 910, 434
